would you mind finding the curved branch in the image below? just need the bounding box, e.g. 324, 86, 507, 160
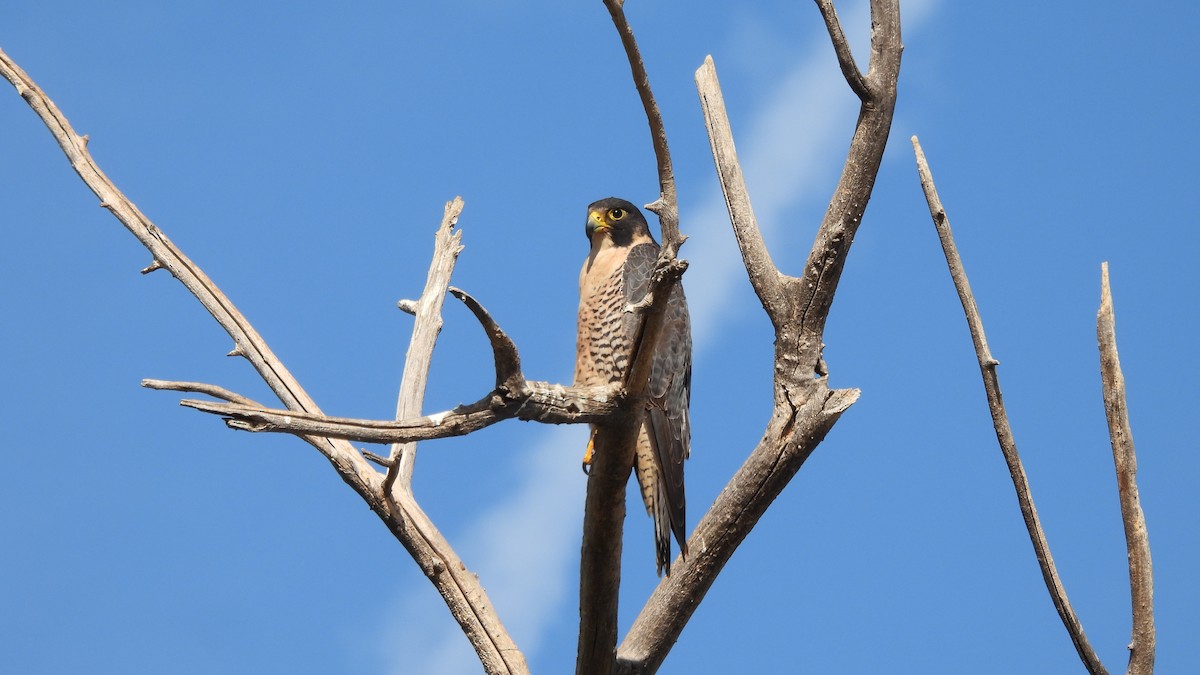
450, 286, 524, 390
616, 385, 858, 674
175, 380, 623, 443
142, 379, 262, 407
1098, 264, 1155, 675
602, 0, 681, 252
912, 135, 1108, 675
815, 0, 870, 100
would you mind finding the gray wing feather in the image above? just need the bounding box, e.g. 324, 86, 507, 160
623, 242, 692, 574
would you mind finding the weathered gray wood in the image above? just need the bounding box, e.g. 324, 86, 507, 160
1097, 264, 1155, 675
913, 135, 1108, 675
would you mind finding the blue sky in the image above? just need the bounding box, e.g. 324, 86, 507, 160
2, 2, 1196, 673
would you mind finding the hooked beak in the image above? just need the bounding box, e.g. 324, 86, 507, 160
585, 210, 608, 240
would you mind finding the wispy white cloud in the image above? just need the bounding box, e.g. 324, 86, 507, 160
379, 427, 586, 675
377, 2, 938, 672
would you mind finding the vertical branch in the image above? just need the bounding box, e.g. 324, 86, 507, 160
912, 135, 1109, 675
577, 420, 638, 675
814, 0, 870, 100
602, 0, 681, 252
1097, 264, 1155, 675
386, 197, 466, 496
578, 4, 689, 674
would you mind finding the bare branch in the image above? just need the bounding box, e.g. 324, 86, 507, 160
0, 48, 528, 675
616, 385, 859, 674
787, 0, 903, 382
163, 286, 614, 443
912, 135, 1108, 675
1097, 264, 1155, 675
450, 287, 525, 391
176, 380, 623, 443
141, 378, 261, 407
386, 197, 465, 496
615, 3, 900, 671
694, 56, 786, 319
911, 139, 998, 367
815, 0, 870, 100
602, 0, 681, 252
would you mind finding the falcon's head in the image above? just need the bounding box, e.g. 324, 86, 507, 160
585, 197, 653, 247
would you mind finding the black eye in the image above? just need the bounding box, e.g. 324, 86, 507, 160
609, 208, 626, 221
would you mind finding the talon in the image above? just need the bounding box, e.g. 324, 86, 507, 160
581, 436, 595, 475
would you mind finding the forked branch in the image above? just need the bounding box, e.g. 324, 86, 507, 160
0, 47, 527, 675
912, 135, 1108, 675
616, 3, 901, 673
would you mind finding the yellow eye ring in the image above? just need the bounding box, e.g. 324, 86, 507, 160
608, 208, 626, 221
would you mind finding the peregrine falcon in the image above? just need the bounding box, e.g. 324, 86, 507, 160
574, 197, 691, 576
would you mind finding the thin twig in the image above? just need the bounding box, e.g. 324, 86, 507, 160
1097, 263, 1155, 675
362, 450, 393, 467
141, 379, 261, 407
912, 135, 1108, 675
385, 197, 465, 498
0, 47, 528, 675
0, 47, 374, 483
814, 0, 871, 101
910, 140, 997, 367
449, 286, 525, 391
161, 287, 617, 442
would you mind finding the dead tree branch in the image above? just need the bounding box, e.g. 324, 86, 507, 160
170, 378, 623, 444
0, 47, 528, 675
574, 4, 692, 674
142, 379, 263, 407
386, 197, 465, 497
614, 2, 901, 672
602, 0, 681, 249
815, 0, 870, 101
152, 287, 624, 442
1097, 264, 1156, 675
911, 135, 1108, 675
694, 55, 785, 315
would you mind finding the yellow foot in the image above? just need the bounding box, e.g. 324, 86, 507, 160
581, 436, 595, 475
